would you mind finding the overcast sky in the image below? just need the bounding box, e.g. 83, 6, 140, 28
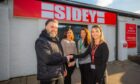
72, 0, 140, 14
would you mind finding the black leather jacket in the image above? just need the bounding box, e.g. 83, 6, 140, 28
35, 30, 67, 80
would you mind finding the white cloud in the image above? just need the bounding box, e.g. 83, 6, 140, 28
135, 10, 140, 14
96, 0, 114, 7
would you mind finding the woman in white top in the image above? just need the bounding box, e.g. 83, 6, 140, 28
61, 28, 77, 84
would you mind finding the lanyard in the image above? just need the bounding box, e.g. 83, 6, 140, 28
79, 40, 83, 53
91, 45, 99, 63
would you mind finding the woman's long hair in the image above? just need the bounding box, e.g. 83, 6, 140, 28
91, 24, 105, 48
80, 28, 91, 48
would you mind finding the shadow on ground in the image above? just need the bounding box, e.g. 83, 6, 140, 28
107, 60, 140, 84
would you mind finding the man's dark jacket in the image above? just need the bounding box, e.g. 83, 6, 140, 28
35, 30, 67, 80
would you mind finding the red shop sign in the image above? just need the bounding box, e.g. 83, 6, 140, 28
14, 0, 116, 25
125, 23, 136, 48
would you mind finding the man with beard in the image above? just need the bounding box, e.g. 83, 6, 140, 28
35, 19, 72, 84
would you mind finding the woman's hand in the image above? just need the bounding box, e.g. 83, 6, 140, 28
68, 61, 75, 67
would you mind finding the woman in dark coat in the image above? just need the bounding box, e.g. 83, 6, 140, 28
73, 24, 109, 84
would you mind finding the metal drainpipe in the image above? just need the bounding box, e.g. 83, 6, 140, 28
115, 14, 119, 61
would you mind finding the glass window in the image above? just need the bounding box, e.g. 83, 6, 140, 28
58, 23, 87, 44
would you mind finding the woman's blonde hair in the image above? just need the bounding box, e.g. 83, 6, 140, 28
91, 24, 105, 47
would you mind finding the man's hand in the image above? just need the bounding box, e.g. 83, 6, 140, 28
96, 82, 99, 84
66, 55, 73, 62
63, 69, 67, 77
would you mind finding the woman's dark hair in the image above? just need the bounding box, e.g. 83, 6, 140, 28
63, 28, 74, 41
80, 28, 91, 47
